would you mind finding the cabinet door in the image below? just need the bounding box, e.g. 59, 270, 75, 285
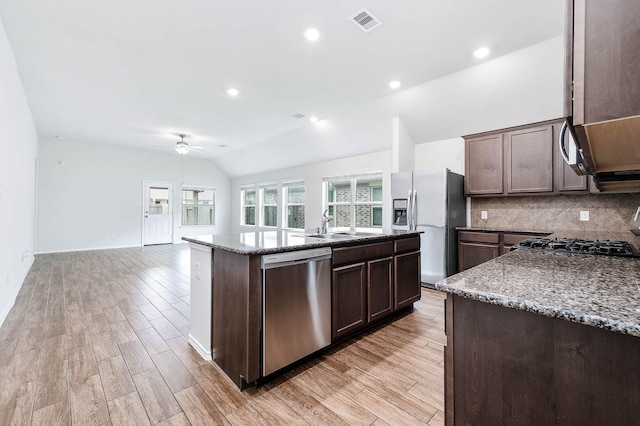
554, 123, 588, 192
332, 263, 366, 340
394, 251, 421, 310
368, 257, 394, 322
571, 0, 640, 125
505, 125, 554, 194
465, 134, 504, 195
458, 242, 499, 272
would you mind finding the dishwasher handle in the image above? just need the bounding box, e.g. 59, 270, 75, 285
261, 247, 332, 269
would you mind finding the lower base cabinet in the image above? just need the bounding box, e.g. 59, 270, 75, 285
331, 237, 421, 341
332, 262, 366, 339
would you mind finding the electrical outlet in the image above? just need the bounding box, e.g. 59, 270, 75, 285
5, 273, 9, 286
481, 210, 488, 220
196, 262, 201, 280
580, 211, 590, 221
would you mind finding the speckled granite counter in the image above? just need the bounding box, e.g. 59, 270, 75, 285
437, 234, 640, 337
182, 229, 421, 255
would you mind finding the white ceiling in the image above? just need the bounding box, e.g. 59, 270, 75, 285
0, 0, 563, 177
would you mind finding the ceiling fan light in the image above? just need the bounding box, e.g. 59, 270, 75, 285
175, 141, 189, 154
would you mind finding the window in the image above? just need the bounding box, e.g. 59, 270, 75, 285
324, 173, 383, 231
182, 186, 215, 226
241, 185, 256, 226
283, 180, 305, 229
260, 183, 278, 227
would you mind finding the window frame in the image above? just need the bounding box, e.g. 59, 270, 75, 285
240, 185, 257, 227
259, 182, 278, 228
181, 185, 215, 227
323, 172, 383, 232
282, 180, 305, 230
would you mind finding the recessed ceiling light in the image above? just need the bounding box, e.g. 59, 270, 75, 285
227, 88, 239, 97
304, 28, 321, 42
218, 144, 228, 148
309, 116, 319, 123
53, 135, 63, 139
473, 47, 490, 59
389, 80, 401, 89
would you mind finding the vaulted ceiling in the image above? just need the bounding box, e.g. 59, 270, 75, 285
0, 0, 563, 176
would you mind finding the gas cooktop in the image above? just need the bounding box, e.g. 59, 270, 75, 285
514, 237, 639, 258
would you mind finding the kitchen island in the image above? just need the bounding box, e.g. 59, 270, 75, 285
183, 230, 422, 389
436, 230, 640, 425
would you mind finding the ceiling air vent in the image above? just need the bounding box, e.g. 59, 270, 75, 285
292, 113, 305, 119
349, 8, 382, 33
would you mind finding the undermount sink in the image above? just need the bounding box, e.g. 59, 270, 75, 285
303, 233, 352, 239
299, 232, 381, 240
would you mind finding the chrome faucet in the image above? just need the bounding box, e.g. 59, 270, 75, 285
321, 209, 330, 234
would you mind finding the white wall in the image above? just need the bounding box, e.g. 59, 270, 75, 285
392, 117, 415, 173
37, 139, 231, 253
414, 137, 465, 175
0, 18, 38, 324
231, 150, 393, 233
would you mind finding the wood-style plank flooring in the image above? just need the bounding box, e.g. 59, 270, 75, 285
0, 244, 446, 425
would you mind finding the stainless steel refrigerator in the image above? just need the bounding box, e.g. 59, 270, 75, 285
391, 169, 466, 288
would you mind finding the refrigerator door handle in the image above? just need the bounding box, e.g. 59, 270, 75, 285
412, 190, 418, 230
407, 190, 413, 229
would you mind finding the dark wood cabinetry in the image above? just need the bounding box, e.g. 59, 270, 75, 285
458, 231, 547, 271
367, 257, 394, 322
332, 242, 394, 340
332, 237, 421, 341
465, 134, 504, 195
458, 232, 500, 271
464, 120, 593, 197
505, 125, 554, 194
332, 262, 367, 338
394, 237, 421, 310
445, 294, 640, 425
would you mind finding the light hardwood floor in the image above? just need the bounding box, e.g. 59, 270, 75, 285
0, 244, 446, 425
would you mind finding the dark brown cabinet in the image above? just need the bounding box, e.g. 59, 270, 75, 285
394, 236, 421, 310
464, 120, 597, 197
464, 134, 504, 195
458, 231, 549, 272
445, 294, 640, 425
367, 257, 394, 322
332, 241, 394, 340
332, 262, 367, 339
458, 232, 500, 271
332, 237, 421, 341
505, 125, 554, 194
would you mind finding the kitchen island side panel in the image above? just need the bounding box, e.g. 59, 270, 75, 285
446, 294, 640, 425
212, 248, 261, 388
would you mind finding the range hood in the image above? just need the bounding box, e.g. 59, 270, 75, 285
575, 115, 640, 192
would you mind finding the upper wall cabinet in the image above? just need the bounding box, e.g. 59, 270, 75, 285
465, 134, 504, 195
464, 120, 590, 197
505, 126, 554, 194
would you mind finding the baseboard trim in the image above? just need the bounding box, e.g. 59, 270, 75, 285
188, 334, 212, 361
0, 256, 34, 327
35, 244, 143, 255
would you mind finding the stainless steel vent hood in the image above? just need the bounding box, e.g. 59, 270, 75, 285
563, 0, 640, 192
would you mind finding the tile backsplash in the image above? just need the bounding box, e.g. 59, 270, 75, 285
470, 193, 640, 232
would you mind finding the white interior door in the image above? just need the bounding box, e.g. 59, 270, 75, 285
143, 181, 173, 245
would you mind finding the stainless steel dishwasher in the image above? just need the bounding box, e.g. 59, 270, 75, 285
261, 247, 332, 376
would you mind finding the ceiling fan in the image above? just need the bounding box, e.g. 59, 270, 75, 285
155, 134, 204, 155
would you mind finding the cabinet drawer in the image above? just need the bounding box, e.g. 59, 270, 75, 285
394, 237, 420, 254
459, 232, 499, 244
333, 242, 394, 266
503, 234, 531, 246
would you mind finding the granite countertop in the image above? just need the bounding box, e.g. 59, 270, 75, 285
438, 231, 640, 337
182, 229, 421, 255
